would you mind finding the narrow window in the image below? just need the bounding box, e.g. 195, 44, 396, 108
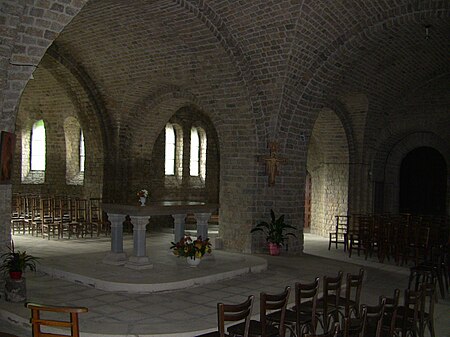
190, 128, 199, 176
199, 127, 207, 181
30, 120, 46, 171
165, 124, 175, 175
79, 130, 85, 172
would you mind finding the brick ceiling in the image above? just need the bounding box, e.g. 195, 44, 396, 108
48, 0, 449, 128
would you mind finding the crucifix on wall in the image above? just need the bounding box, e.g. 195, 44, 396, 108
262, 141, 287, 187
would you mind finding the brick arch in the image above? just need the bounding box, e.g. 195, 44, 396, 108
379, 132, 450, 214
306, 107, 349, 237
2, 0, 88, 131
130, 87, 210, 155
277, 2, 450, 148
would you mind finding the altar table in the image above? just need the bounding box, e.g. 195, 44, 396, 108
102, 201, 218, 269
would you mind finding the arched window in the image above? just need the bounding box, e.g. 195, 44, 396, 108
190, 128, 199, 176
165, 123, 183, 178
79, 130, 85, 172
30, 120, 46, 171
165, 124, 176, 175
190, 126, 207, 181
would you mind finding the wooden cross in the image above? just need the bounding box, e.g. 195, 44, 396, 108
262, 142, 287, 186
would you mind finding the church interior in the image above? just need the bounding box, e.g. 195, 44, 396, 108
0, 0, 449, 336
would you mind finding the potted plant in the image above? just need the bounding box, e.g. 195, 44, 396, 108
251, 209, 297, 255
0, 241, 38, 280
170, 235, 212, 267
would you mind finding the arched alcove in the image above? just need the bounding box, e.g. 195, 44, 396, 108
306, 108, 349, 236
400, 147, 447, 215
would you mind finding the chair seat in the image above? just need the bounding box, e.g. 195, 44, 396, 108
267, 308, 313, 324
297, 298, 340, 315
227, 319, 280, 337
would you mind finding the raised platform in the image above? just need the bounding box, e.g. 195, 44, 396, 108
8, 232, 267, 293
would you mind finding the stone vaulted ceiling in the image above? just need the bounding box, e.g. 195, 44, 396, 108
48, 0, 449, 146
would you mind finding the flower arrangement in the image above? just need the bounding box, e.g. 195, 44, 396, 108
137, 189, 148, 198
170, 235, 212, 260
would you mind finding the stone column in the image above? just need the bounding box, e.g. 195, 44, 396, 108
102, 213, 127, 265
195, 212, 211, 240
125, 216, 153, 270
172, 213, 186, 242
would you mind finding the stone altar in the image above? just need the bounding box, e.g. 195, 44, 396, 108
102, 201, 218, 269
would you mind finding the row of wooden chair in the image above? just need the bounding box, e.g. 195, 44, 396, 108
194, 271, 437, 337
195, 268, 365, 337
329, 213, 449, 269
11, 194, 110, 239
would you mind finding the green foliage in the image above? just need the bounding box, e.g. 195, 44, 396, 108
0, 241, 39, 274
250, 209, 297, 246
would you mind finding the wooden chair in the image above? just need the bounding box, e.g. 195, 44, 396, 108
329, 215, 349, 252
41, 197, 59, 240
313, 272, 343, 332
409, 245, 447, 299
379, 288, 400, 337
227, 286, 291, 337
419, 283, 436, 337
268, 277, 320, 337
395, 288, 423, 337
334, 268, 364, 320
342, 306, 367, 337
196, 295, 254, 337
87, 198, 107, 237
27, 303, 88, 337
361, 298, 386, 337
348, 215, 373, 259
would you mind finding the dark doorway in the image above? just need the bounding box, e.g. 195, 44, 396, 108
304, 172, 311, 232
399, 147, 447, 215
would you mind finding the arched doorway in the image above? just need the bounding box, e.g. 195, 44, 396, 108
400, 147, 447, 215
306, 108, 349, 236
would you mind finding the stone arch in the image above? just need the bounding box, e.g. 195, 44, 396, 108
306, 107, 349, 237
14, 53, 105, 198
277, 3, 450, 150
379, 132, 450, 215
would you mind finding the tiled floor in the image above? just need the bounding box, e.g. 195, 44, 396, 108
0, 232, 449, 337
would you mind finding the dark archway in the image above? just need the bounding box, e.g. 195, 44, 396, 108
400, 147, 447, 215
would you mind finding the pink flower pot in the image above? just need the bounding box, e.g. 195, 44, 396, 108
9, 271, 22, 280
268, 243, 281, 256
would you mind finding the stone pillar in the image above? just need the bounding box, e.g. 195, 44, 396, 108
102, 213, 127, 265
195, 212, 211, 240
125, 216, 153, 270
172, 213, 186, 242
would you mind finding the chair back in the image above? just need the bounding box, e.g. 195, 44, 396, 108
27, 303, 88, 337
260, 286, 291, 337
343, 268, 364, 317
380, 288, 400, 337
363, 298, 386, 337
420, 282, 436, 333
400, 288, 423, 336
295, 277, 320, 335
218, 295, 254, 337
343, 305, 367, 337
323, 271, 343, 307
